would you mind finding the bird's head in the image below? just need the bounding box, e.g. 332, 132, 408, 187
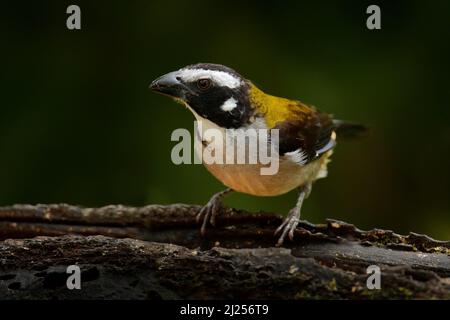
150, 63, 255, 128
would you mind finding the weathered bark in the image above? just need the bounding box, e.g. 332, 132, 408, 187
0, 204, 449, 299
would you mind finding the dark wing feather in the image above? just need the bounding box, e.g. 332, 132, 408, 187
274, 108, 336, 164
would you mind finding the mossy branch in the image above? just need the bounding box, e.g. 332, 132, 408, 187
0, 204, 449, 299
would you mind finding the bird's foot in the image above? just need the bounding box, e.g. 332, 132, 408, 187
274, 207, 301, 246
274, 184, 310, 246
196, 188, 232, 236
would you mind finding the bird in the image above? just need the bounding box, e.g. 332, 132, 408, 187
150, 63, 366, 246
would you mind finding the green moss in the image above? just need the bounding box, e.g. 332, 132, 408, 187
326, 278, 338, 291
398, 287, 413, 298
360, 289, 380, 299
294, 291, 312, 299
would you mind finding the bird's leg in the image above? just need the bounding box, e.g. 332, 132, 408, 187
274, 184, 312, 246
196, 188, 233, 236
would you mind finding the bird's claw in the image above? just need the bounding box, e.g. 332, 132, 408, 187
196, 189, 231, 236
275, 208, 301, 246
196, 200, 220, 236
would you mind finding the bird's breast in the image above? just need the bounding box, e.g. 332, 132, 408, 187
193, 120, 332, 196
202, 159, 328, 196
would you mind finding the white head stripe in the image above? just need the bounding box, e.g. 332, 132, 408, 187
220, 97, 237, 112
177, 68, 241, 88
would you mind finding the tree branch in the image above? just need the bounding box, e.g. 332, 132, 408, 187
0, 204, 449, 299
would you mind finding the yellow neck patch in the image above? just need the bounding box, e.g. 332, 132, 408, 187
248, 83, 313, 128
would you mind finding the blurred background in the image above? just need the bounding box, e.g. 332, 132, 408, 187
0, 0, 449, 239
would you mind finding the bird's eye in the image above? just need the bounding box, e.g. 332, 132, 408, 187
197, 78, 211, 90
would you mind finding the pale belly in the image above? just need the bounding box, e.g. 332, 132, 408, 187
201, 153, 330, 196
193, 118, 332, 196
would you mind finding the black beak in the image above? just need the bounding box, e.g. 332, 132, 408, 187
149, 71, 187, 98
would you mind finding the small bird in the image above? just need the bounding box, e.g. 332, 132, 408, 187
150, 63, 365, 246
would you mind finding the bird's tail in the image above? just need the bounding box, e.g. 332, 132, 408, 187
333, 120, 368, 138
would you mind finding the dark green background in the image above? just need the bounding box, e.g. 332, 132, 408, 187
1, 1, 449, 239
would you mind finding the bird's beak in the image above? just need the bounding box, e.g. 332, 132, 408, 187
149, 71, 187, 99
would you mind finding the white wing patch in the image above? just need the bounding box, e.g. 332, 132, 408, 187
220, 97, 237, 112
284, 149, 308, 165
316, 139, 336, 155
178, 68, 241, 88
316, 132, 337, 154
